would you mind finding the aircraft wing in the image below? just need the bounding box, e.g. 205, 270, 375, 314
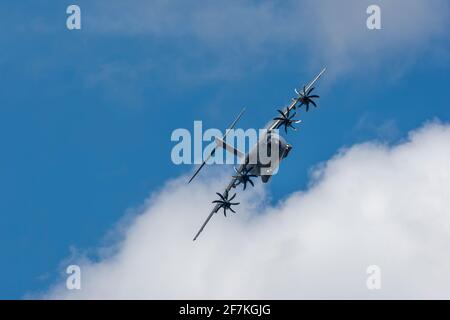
192, 169, 242, 241
266, 68, 326, 131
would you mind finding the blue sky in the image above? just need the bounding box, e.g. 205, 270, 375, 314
0, 1, 449, 298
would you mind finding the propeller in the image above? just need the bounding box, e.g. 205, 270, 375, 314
273, 109, 301, 133
212, 192, 240, 217
295, 86, 320, 112
233, 166, 257, 190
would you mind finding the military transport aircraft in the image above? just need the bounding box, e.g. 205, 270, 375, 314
189, 68, 326, 241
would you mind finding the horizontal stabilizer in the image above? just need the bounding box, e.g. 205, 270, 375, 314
214, 137, 244, 159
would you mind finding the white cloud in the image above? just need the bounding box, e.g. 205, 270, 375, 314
305, 0, 450, 77
85, 0, 450, 79
45, 121, 450, 299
